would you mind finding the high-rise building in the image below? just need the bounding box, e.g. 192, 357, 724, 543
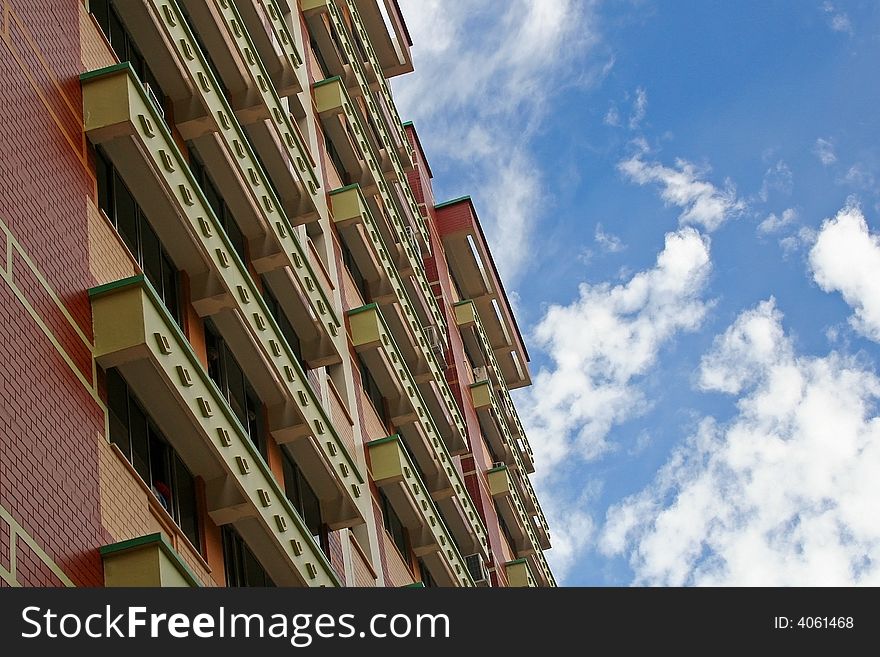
0, 0, 554, 588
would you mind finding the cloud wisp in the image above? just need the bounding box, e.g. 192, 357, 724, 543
618, 150, 746, 232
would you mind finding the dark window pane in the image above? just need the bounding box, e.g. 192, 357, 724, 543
161, 253, 179, 323
108, 8, 126, 61
283, 455, 302, 511
91, 0, 109, 35
148, 425, 172, 512
245, 391, 265, 457
224, 212, 247, 264
96, 151, 111, 217
205, 177, 223, 221
174, 454, 200, 550
225, 354, 248, 429
205, 325, 223, 389
128, 401, 150, 483
112, 173, 139, 257
222, 526, 274, 587
106, 369, 130, 459
140, 218, 162, 293
299, 473, 322, 539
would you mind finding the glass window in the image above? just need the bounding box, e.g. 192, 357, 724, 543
282, 454, 326, 552
381, 491, 407, 558
359, 356, 386, 425
222, 526, 275, 587
263, 283, 306, 371
340, 240, 369, 302
418, 559, 437, 588
205, 321, 267, 458
105, 369, 201, 551
97, 151, 180, 325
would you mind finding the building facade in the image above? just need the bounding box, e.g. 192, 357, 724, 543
0, 0, 553, 588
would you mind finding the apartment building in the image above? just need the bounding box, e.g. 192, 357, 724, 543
0, 0, 554, 588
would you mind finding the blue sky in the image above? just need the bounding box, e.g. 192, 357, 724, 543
394, 0, 880, 585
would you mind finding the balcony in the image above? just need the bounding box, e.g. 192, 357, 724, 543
367, 435, 471, 587
179, 0, 322, 224
487, 465, 555, 587
349, 304, 488, 557
469, 381, 515, 466
235, 0, 306, 101
436, 198, 531, 389
351, 0, 414, 78
81, 68, 364, 528
331, 185, 468, 455
504, 558, 536, 588
90, 276, 342, 586
101, 534, 201, 587
486, 465, 532, 557
315, 78, 445, 338
455, 299, 535, 472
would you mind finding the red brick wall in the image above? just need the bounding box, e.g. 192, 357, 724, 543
0, 0, 112, 587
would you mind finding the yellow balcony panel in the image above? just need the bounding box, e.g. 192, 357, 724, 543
487, 465, 533, 558
333, 186, 469, 457
368, 435, 473, 587
350, 305, 489, 557
351, 0, 414, 79
158, 0, 321, 227
470, 381, 515, 466
83, 59, 347, 400
103, 1, 209, 134
90, 276, 341, 587
233, 0, 305, 100
529, 551, 557, 588
101, 533, 202, 587
315, 77, 376, 192
504, 558, 537, 588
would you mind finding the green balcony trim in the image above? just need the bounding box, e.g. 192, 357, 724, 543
78, 61, 130, 83
313, 74, 344, 89
81, 65, 362, 490
99, 533, 202, 588
435, 195, 473, 210
505, 558, 528, 567
487, 464, 508, 475
88, 274, 342, 586
469, 380, 491, 389
329, 182, 361, 194
365, 433, 398, 447
403, 582, 425, 588
350, 304, 488, 549
366, 434, 474, 586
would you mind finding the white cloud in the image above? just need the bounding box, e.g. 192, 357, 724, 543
759, 160, 794, 202
814, 138, 837, 166
604, 104, 621, 127
629, 87, 648, 130
810, 204, 880, 341
618, 153, 746, 232
839, 163, 876, 191
757, 208, 797, 235
522, 227, 713, 472
394, 0, 606, 282
594, 222, 626, 253
822, 2, 853, 34
779, 225, 817, 257
601, 298, 880, 585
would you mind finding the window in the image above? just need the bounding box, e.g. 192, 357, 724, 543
309, 38, 330, 80
106, 369, 201, 550
282, 454, 328, 556
325, 131, 352, 186
90, 0, 167, 120
188, 147, 247, 263
496, 504, 516, 554
263, 282, 307, 371
340, 239, 369, 302
418, 559, 437, 588
222, 526, 275, 587
380, 491, 407, 559
96, 150, 180, 324
358, 356, 387, 426
205, 322, 267, 458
